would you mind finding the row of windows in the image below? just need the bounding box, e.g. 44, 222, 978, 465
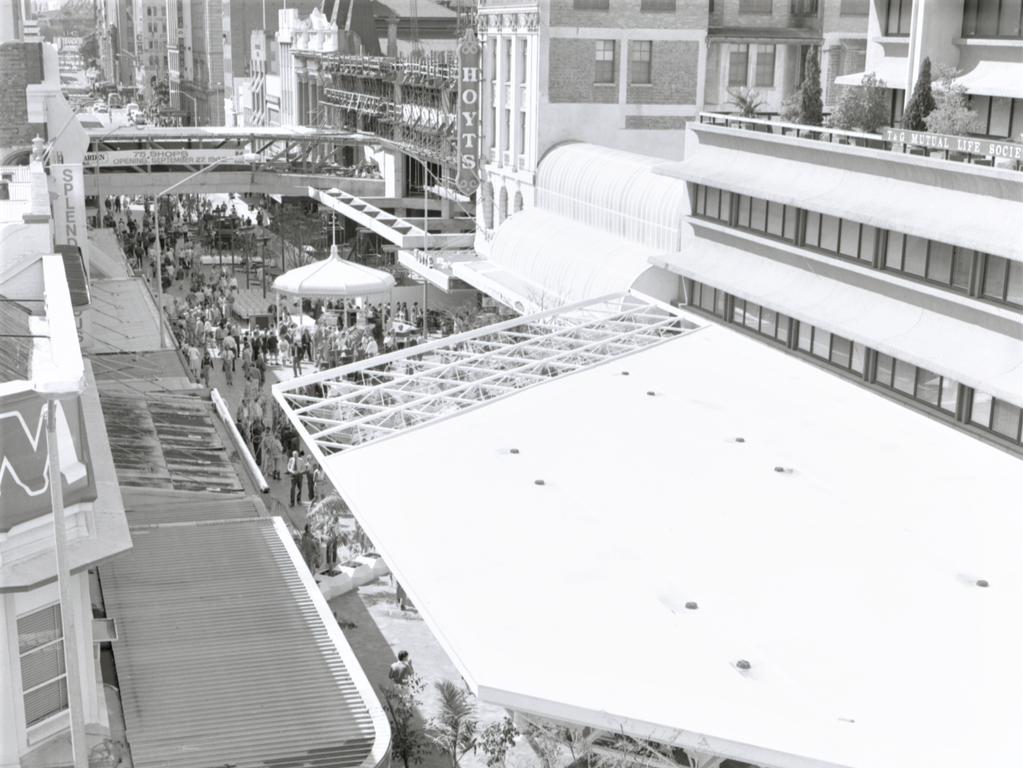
685, 281, 1023, 448
594, 40, 659, 86
691, 185, 1023, 309
727, 44, 776, 88
18, 605, 68, 728
573, 0, 677, 10
968, 96, 1023, 141
962, 0, 1023, 38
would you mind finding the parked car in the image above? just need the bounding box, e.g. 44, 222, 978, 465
125, 101, 140, 117
94, 102, 109, 113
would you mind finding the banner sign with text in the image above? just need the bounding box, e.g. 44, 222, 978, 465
48, 163, 86, 248
455, 28, 481, 196
882, 128, 1023, 161
83, 148, 247, 167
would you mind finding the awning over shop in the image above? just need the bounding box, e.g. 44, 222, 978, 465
707, 25, 823, 44
654, 234, 1023, 407
452, 208, 675, 312
834, 57, 908, 90
950, 59, 1023, 99
100, 516, 388, 768
272, 243, 396, 299
656, 142, 1023, 263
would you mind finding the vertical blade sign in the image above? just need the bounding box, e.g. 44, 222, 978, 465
456, 28, 481, 195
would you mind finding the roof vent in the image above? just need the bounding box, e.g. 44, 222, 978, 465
621, 371, 630, 376
774, 466, 794, 474
736, 659, 751, 671
684, 601, 699, 610
976, 579, 990, 588
509, 448, 520, 454
646, 390, 656, 397
534, 479, 545, 486
735, 437, 745, 443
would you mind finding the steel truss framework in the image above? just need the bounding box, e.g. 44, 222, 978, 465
273, 294, 699, 457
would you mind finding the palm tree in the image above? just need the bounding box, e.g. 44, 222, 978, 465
728, 87, 764, 118
428, 681, 478, 768
306, 492, 353, 567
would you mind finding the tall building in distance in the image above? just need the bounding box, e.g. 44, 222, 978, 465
133, 0, 168, 101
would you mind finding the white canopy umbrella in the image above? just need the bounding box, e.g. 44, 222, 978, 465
272, 243, 395, 299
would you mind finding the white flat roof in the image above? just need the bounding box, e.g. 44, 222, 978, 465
284, 299, 1022, 768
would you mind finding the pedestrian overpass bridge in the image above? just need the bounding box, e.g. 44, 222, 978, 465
83, 125, 387, 198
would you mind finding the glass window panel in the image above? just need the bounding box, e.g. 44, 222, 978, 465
876, 353, 894, 386
783, 206, 797, 241
858, 225, 877, 263
812, 328, 831, 359
927, 241, 954, 284
766, 201, 785, 237
983, 254, 1008, 300
728, 45, 749, 87
893, 359, 916, 394
940, 377, 958, 413
885, 231, 904, 270
18, 607, 62, 654
830, 336, 852, 368
805, 211, 821, 247
819, 215, 840, 253
903, 236, 928, 277
595, 40, 616, 83
755, 45, 775, 87
838, 220, 860, 259
738, 195, 752, 228
1006, 261, 1023, 306
720, 191, 732, 223
971, 390, 993, 427
963, 0, 978, 34
916, 368, 942, 406
714, 290, 726, 317
750, 197, 768, 232
761, 309, 777, 338
777, 315, 790, 344
991, 399, 1022, 440
21, 641, 66, 691
988, 97, 1012, 137
705, 186, 720, 218
798, 321, 813, 352
733, 300, 746, 324
629, 40, 652, 84
952, 248, 974, 290
851, 343, 866, 373
744, 302, 761, 330
24, 678, 68, 727
977, 0, 999, 35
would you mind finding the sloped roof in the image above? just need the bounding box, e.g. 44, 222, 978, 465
100, 516, 388, 768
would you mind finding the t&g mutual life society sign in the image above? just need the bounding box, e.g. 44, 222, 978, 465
883, 128, 1023, 161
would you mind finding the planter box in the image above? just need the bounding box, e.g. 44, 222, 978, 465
317, 567, 355, 600
355, 552, 389, 579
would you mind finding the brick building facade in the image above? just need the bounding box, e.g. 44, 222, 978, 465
0, 41, 45, 159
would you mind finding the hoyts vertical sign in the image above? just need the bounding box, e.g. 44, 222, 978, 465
456, 29, 481, 196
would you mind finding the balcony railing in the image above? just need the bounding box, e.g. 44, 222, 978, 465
698, 112, 1023, 171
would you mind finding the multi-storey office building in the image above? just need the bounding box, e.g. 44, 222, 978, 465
837, 0, 1023, 135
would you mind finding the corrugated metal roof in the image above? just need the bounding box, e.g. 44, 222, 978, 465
0, 299, 35, 381
100, 517, 387, 768
125, 491, 266, 525
56, 245, 91, 307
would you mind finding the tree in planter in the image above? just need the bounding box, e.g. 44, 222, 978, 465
827, 73, 889, 132
925, 66, 980, 136
797, 47, 823, 126
306, 492, 354, 568
902, 57, 935, 131
727, 87, 764, 118
381, 677, 429, 768
478, 717, 519, 768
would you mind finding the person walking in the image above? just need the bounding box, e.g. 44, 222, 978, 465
287, 450, 302, 507
200, 349, 214, 388
299, 452, 313, 503
256, 351, 267, 388
187, 344, 201, 381
222, 346, 235, 386
388, 651, 414, 685
291, 337, 302, 378
308, 461, 320, 502
300, 524, 320, 572
267, 430, 283, 481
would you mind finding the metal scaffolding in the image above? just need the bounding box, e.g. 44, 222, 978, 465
273, 293, 699, 457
